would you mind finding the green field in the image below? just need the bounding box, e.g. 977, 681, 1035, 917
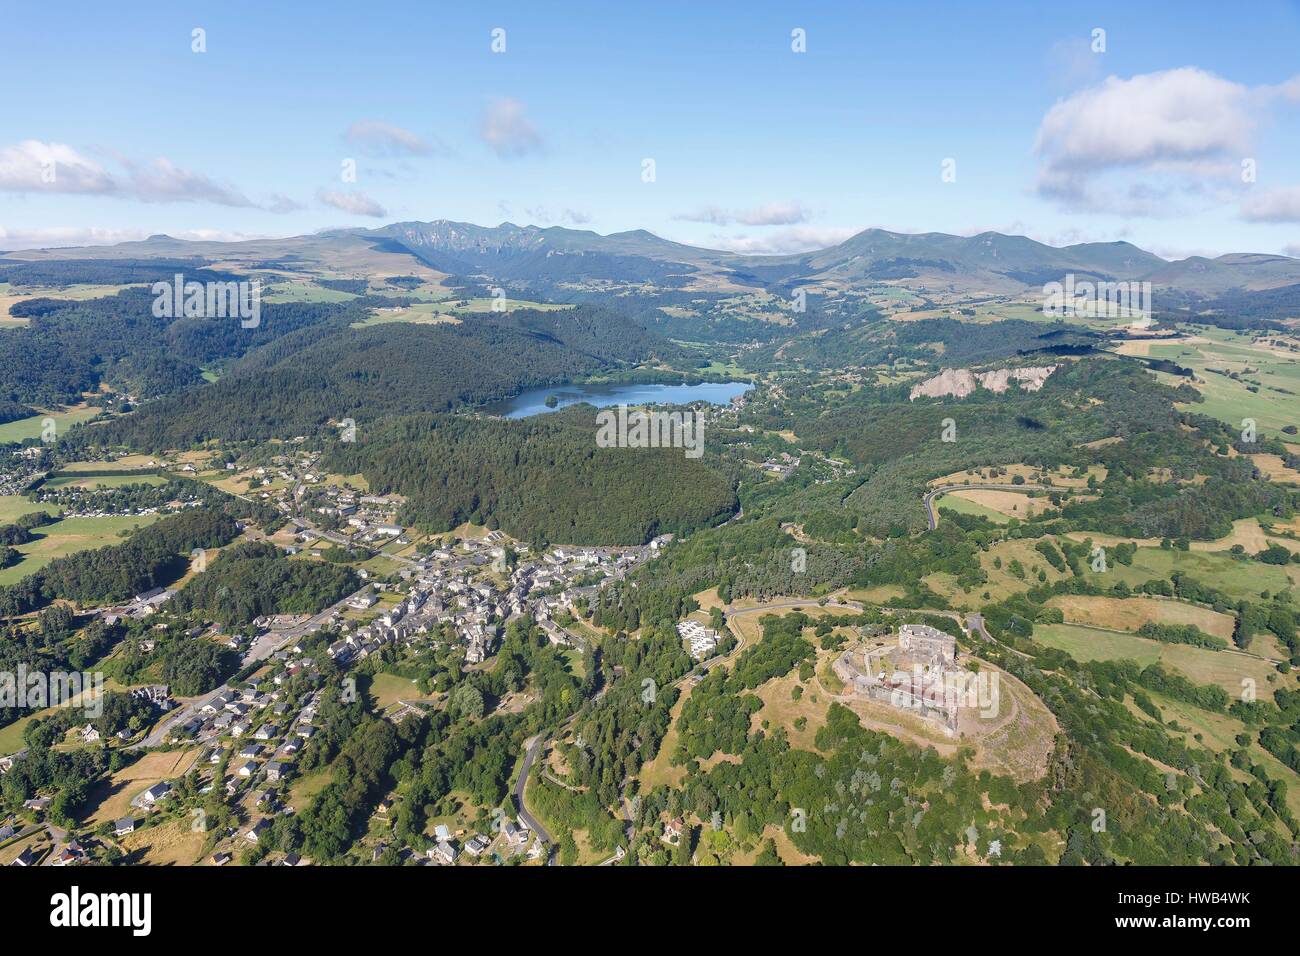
0, 405, 103, 444
935, 493, 1009, 524
1034, 622, 1283, 698
1142, 328, 1300, 437
260, 279, 360, 303
1079, 544, 1297, 601
287, 768, 334, 810
42, 472, 168, 491
1, 281, 147, 325
0, 713, 33, 754
0, 513, 161, 585
0, 494, 60, 524
354, 297, 571, 327
366, 673, 432, 709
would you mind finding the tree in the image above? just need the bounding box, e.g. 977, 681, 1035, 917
449, 683, 485, 722
559, 831, 578, 866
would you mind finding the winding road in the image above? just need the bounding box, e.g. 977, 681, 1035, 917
922, 483, 1053, 530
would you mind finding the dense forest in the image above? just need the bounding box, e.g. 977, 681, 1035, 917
76, 305, 686, 448
171, 541, 358, 628
0, 287, 353, 406
328, 408, 739, 546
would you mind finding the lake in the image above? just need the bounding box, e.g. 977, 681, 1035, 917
486, 380, 754, 419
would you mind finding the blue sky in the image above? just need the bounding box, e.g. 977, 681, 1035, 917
2, 0, 1299, 258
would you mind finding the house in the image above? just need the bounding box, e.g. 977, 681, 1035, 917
254, 724, 278, 741
430, 841, 458, 865
245, 818, 271, 843
464, 835, 489, 857
203, 693, 233, 714
238, 743, 263, 760
236, 760, 258, 778
23, 796, 51, 812
80, 724, 101, 743
11, 847, 36, 866
502, 820, 528, 847
662, 818, 684, 846
264, 761, 286, 783
281, 852, 301, 867
211, 852, 232, 866
115, 817, 136, 836
53, 841, 86, 866
132, 782, 171, 808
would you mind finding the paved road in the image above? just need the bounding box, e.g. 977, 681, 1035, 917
922, 483, 1053, 531
132, 584, 372, 749
513, 734, 552, 845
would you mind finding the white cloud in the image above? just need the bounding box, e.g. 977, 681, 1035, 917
316, 188, 387, 217
0, 225, 270, 250
674, 201, 811, 226
1283, 243, 1300, 258
265, 193, 306, 214
120, 156, 254, 207
0, 140, 114, 194
0, 139, 266, 208
480, 97, 542, 157
699, 226, 856, 255
1241, 186, 1300, 223
343, 119, 441, 156
1033, 68, 1299, 214
521, 205, 592, 227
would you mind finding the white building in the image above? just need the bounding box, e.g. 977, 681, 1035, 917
676, 620, 720, 660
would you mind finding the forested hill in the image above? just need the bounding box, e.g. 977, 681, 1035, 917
326, 409, 738, 546
70, 305, 684, 450
0, 287, 352, 406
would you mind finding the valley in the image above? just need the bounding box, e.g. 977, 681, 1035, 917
0, 219, 1299, 872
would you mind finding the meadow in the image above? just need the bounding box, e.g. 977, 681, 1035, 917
0, 404, 102, 443
0, 512, 161, 585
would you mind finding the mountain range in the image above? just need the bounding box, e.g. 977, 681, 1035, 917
6, 220, 1300, 298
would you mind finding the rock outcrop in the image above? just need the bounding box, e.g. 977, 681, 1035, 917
909, 365, 1057, 400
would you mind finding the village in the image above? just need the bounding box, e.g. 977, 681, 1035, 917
0, 447, 670, 866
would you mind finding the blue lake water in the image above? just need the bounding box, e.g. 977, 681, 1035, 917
487, 380, 754, 419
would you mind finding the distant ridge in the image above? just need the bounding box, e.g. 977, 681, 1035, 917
9, 219, 1300, 295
